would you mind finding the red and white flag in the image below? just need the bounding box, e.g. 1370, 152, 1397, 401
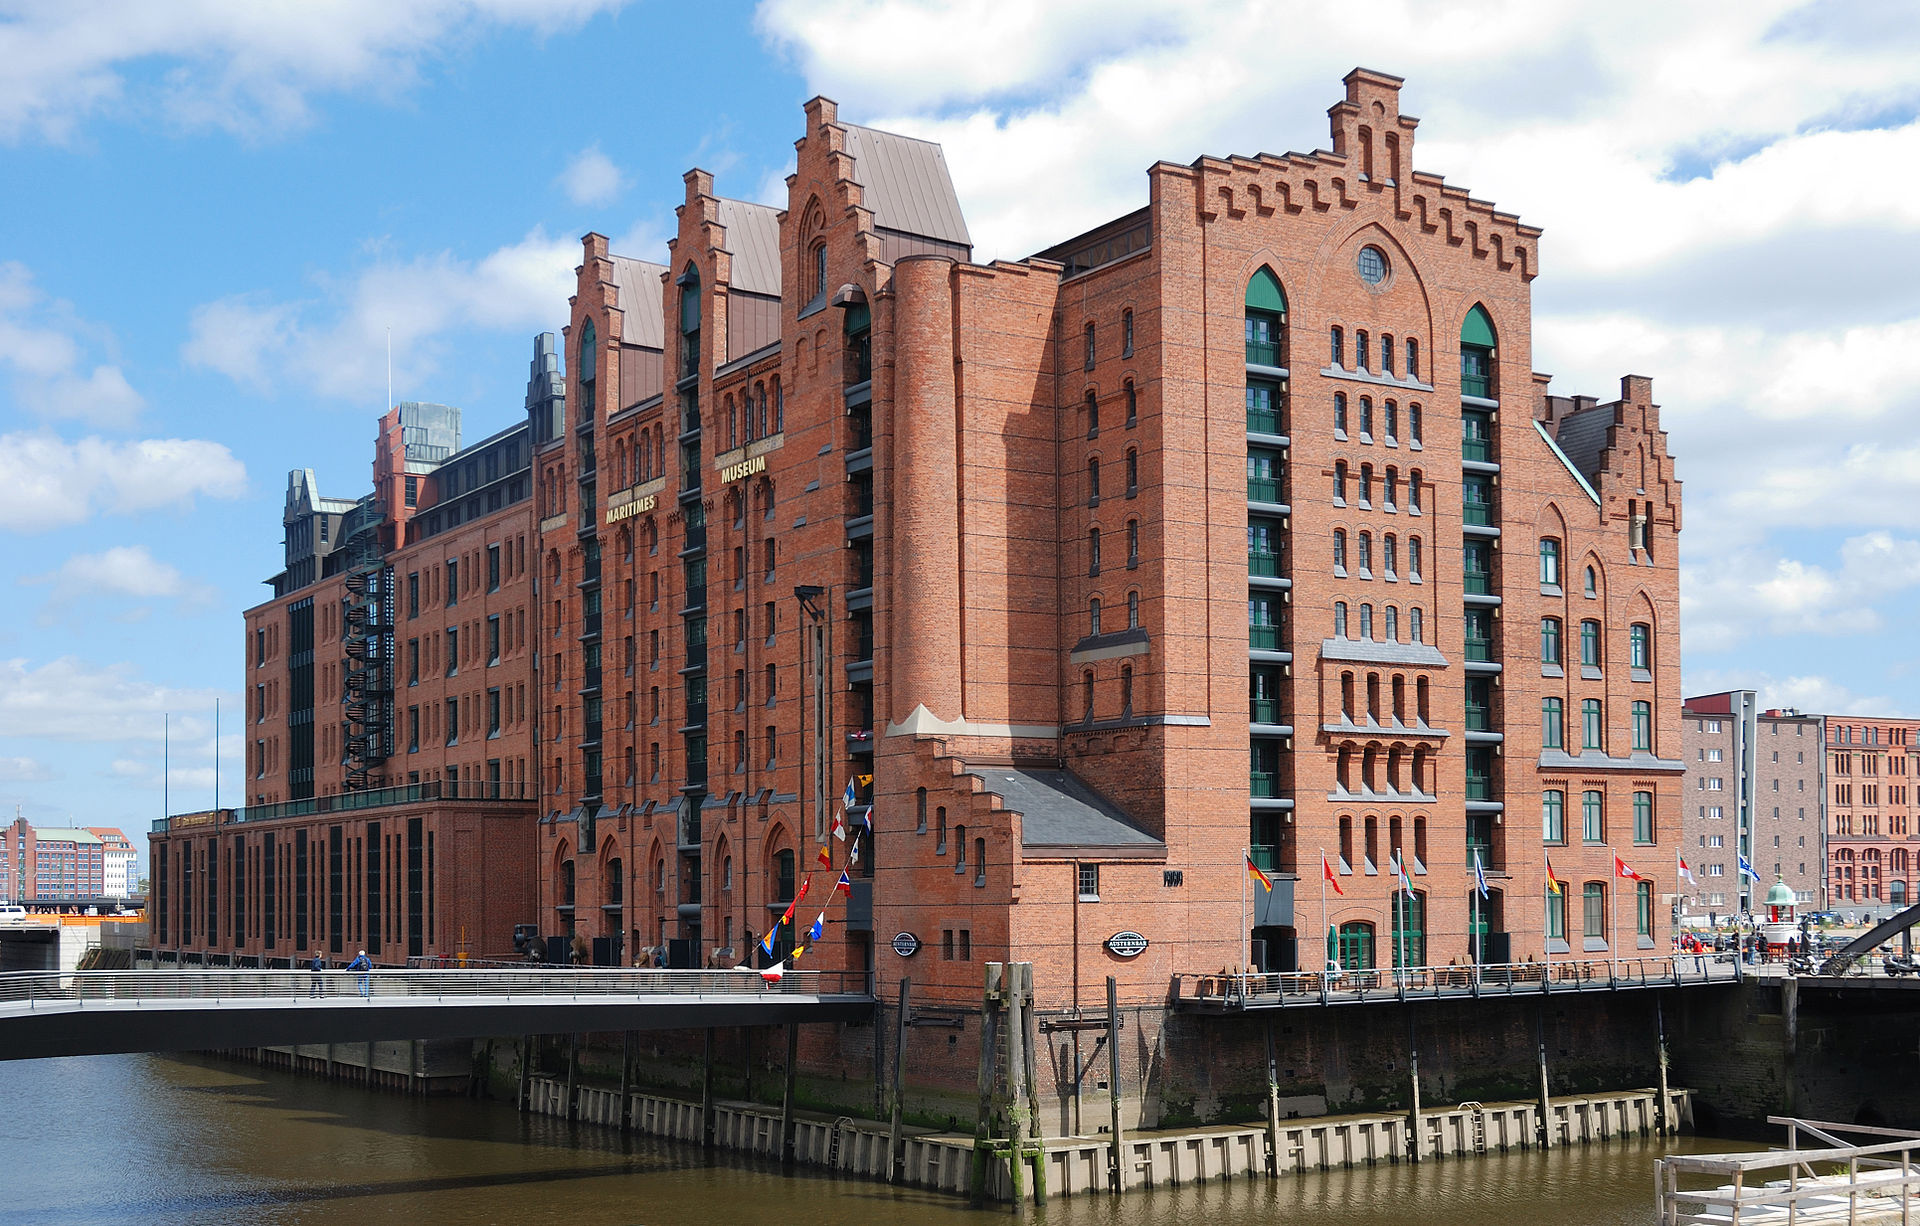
830, 808, 846, 842
1322, 850, 1345, 897
1677, 858, 1698, 885
1614, 854, 1643, 882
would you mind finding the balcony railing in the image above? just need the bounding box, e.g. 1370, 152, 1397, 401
1461, 373, 1492, 400
1251, 697, 1282, 725
1251, 771, 1278, 799
1247, 405, 1282, 435
1250, 624, 1281, 651
1464, 636, 1493, 663
1465, 772, 1494, 801
1464, 703, 1490, 732
1463, 501, 1493, 527
1463, 569, 1492, 595
1246, 339, 1282, 368
1249, 549, 1283, 577
1462, 436, 1492, 464
1247, 475, 1282, 503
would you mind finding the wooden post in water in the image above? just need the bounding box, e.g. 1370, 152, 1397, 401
1655, 998, 1671, 1137
702, 1028, 717, 1150
1108, 977, 1126, 1192
1407, 1046, 1423, 1163
970, 962, 1003, 1207
1018, 965, 1048, 1205
1264, 1016, 1283, 1177
888, 977, 912, 1182
1536, 1009, 1553, 1150
564, 1034, 579, 1121
781, 1022, 800, 1167
620, 1030, 634, 1132
516, 1035, 532, 1111
1005, 963, 1029, 1205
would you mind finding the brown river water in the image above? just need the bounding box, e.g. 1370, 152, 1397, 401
0, 1053, 1758, 1225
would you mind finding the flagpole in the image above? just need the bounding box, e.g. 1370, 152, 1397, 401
1609, 845, 1619, 976
1543, 841, 1552, 980
1241, 845, 1250, 981
1320, 848, 1329, 981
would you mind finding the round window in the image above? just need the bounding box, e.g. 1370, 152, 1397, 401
1357, 246, 1388, 285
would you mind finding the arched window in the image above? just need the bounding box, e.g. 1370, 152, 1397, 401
1330, 326, 1344, 368
1334, 461, 1348, 504
1125, 448, 1138, 495
1357, 330, 1371, 371
577, 318, 597, 419
1336, 920, 1374, 970
1384, 604, 1398, 641
810, 242, 828, 304
1333, 528, 1348, 573
1461, 305, 1496, 399
1089, 596, 1102, 636
1334, 601, 1349, 638
726, 395, 738, 449
1127, 589, 1140, 628
1359, 396, 1374, 439
1383, 533, 1397, 578
771, 378, 783, 433
1360, 463, 1374, 506
1360, 602, 1374, 639
773, 848, 796, 902
1411, 606, 1424, 642
1083, 321, 1096, 370
1082, 669, 1095, 717
1384, 400, 1398, 442
1358, 531, 1373, 576
1086, 390, 1099, 438
1334, 392, 1348, 436
1406, 338, 1419, 379
1381, 334, 1394, 375
1120, 663, 1133, 713
1246, 267, 1287, 366
679, 266, 701, 379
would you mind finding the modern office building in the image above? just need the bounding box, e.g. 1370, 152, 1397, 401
149, 70, 1685, 989
146, 401, 540, 964
534, 68, 1684, 1003
85, 828, 139, 898
1, 819, 107, 900
1679, 694, 1823, 919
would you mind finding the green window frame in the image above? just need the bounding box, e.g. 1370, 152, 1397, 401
1582, 699, 1604, 749
1464, 608, 1493, 662
1636, 881, 1653, 936
1546, 885, 1566, 940
1541, 617, 1562, 665
1583, 882, 1606, 939
1462, 474, 1493, 526
1391, 891, 1426, 968
1542, 698, 1563, 749
1539, 538, 1560, 587
1632, 701, 1653, 751
1336, 921, 1374, 971
1633, 790, 1654, 844
1543, 789, 1565, 844
1582, 789, 1604, 842
1463, 540, 1492, 594
1246, 380, 1282, 434
1245, 268, 1287, 367
1580, 620, 1602, 667
1630, 623, 1651, 670
1461, 407, 1492, 462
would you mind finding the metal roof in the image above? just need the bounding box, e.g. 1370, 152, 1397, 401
609, 256, 666, 349
715, 198, 783, 297
968, 768, 1162, 850
842, 124, 972, 247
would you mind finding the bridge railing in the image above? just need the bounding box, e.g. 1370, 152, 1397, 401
0, 966, 868, 1009
1173, 953, 1742, 1008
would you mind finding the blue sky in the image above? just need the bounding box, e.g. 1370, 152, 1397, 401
3, 0, 1918, 867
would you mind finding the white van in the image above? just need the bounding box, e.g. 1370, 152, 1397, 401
0, 905, 28, 925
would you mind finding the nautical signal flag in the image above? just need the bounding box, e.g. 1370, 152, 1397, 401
1614, 854, 1643, 882
1545, 855, 1562, 895
831, 808, 847, 842
780, 875, 812, 925
861, 805, 874, 834
1678, 858, 1698, 885
808, 912, 825, 943
1322, 850, 1344, 896
833, 871, 852, 897
843, 777, 857, 809
817, 844, 832, 870
760, 925, 780, 960
1246, 854, 1273, 892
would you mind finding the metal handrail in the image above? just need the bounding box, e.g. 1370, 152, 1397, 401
1175, 954, 1742, 1007
0, 966, 867, 1009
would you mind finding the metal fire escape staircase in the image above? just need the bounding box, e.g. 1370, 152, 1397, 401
340, 501, 393, 791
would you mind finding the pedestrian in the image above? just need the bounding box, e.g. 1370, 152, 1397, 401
308, 949, 327, 997
569, 930, 589, 966
348, 949, 372, 998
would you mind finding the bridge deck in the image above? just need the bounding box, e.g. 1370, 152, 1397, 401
1175, 954, 1743, 1012
0, 968, 874, 1060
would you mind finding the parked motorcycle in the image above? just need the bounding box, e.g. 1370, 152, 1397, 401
1787, 956, 1816, 976
1881, 954, 1919, 977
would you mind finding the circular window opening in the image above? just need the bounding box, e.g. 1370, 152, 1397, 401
1357, 246, 1388, 286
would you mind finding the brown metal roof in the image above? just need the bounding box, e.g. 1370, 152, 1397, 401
841, 123, 972, 248
715, 198, 783, 297
608, 255, 666, 349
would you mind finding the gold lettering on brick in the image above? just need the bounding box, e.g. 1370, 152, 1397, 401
720, 455, 767, 484
604, 495, 656, 525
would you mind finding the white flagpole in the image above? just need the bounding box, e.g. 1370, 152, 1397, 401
1472, 851, 1481, 969
1321, 849, 1329, 979
1241, 846, 1250, 980
1609, 846, 1619, 975
1543, 842, 1553, 980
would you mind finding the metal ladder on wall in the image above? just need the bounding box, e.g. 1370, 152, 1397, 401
1458, 1102, 1487, 1154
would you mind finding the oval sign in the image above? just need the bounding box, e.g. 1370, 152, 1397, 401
1105, 931, 1149, 959
891, 931, 921, 958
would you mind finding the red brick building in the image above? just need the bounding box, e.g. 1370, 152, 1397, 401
148, 401, 539, 964
151, 70, 1684, 992
536, 69, 1684, 1006
1824, 715, 1920, 919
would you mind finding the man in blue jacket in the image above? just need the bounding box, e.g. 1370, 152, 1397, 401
308, 950, 326, 997
347, 949, 372, 998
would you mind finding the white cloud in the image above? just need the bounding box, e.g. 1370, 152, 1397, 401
1680, 667, 1910, 720
0, 262, 144, 427
559, 144, 625, 206
0, 432, 247, 533
0, 756, 56, 783
22, 545, 216, 623
0, 656, 229, 745
1683, 533, 1920, 653
0, 0, 630, 144
183, 229, 575, 402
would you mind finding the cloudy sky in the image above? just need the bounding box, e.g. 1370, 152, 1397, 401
3, 0, 1916, 862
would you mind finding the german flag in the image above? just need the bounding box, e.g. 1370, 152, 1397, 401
1246, 854, 1274, 892
1546, 854, 1563, 896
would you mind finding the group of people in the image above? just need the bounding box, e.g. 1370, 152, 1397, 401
306, 949, 375, 997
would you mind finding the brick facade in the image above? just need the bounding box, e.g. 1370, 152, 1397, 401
1824, 715, 1920, 919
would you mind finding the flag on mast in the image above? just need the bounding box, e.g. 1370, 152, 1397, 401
1246, 853, 1274, 892
842, 777, 857, 810
1473, 849, 1489, 899
816, 843, 832, 870
1322, 850, 1344, 896
1737, 853, 1759, 881
1678, 858, 1698, 885
831, 808, 847, 841
833, 870, 852, 897
1545, 854, 1562, 895
1614, 853, 1643, 882
1391, 852, 1414, 899
807, 912, 825, 943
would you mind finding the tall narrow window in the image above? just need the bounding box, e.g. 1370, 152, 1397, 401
1333, 529, 1347, 574
1086, 390, 1099, 438
1084, 321, 1096, 370
1633, 790, 1654, 844
1089, 597, 1102, 636
1334, 392, 1348, 436
1632, 701, 1653, 752
1330, 326, 1344, 368
1089, 529, 1101, 575
1630, 623, 1651, 671
1127, 589, 1140, 628
1582, 699, 1604, 750
1543, 697, 1564, 749
1122, 309, 1134, 357
1583, 790, 1604, 842
1540, 538, 1561, 588
1541, 617, 1563, 666
1087, 457, 1101, 504
1543, 790, 1565, 843
1406, 339, 1419, 379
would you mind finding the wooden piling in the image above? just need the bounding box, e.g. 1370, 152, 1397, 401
1109, 977, 1127, 1192
888, 977, 911, 1182
702, 1028, 717, 1150
781, 1022, 799, 1167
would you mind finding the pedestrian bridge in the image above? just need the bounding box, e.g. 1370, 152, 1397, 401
1173, 954, 1745, 1012
0, 967, 875, 1061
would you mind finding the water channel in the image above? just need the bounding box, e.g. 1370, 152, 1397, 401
0, 1054, 1756, 1225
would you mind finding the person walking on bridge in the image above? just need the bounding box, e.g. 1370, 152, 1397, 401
348, 949, 372, 998
308, 950, 327, 998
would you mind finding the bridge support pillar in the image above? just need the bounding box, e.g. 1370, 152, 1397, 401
781, 1023, 799, 1167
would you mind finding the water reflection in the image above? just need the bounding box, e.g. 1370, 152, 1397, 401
0, 1054, 1756, 1226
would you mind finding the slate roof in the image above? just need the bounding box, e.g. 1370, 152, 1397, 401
967, 768, 1163, 850
715, 198, 783, 297
609, 256, 667, 349
1550, 404, 1615, 492
842, 124, 972, 247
